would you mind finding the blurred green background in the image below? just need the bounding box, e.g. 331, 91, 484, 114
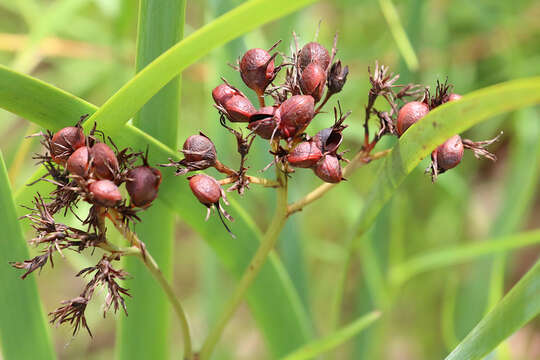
0, 0, 539, 359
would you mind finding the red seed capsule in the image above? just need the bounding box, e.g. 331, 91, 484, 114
298, 42, 330, 71
183, 134, 217, 163
248, 106, 277, 139
223, 95, 256, 122
287, 141, 323, 168
89, 180, 122, 207
396, 101, 430, 136
212, 84, 239, 106
66, 146, 90, 178
50, 126, 85, 165
91, 142, 119, 180
189, 174, 221, 205
314, 155, 342, 183
300, 63, 327, 102
448, 93, 462, 102
436, 135, 464, 170
278, 95, 315, 138
239, 48, 275, 95
126, 166, 162, 208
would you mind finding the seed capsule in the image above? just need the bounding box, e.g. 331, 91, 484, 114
287, 141, 323, 168
189, 174, 221, 206
313, 127, 343, 154
89, 180, 122, 207
248, 106, 277, 139
278, 95, 315, 138
448, 93, 462, 102
223, 95, 256, 122
436, 135, 464, 170
50, 126, 85, 165
314, 155, 342, 183
300, 63, 327, 102
239, 48, 275, 95
396, 101, 430, 136
183, 134, 217, 164
298, 42, 330, 71
91, 142, 119, 180
126, 166, 162, 208
212, 84, 239, 106
66, 146, 90, 178
327, 60, 349, 94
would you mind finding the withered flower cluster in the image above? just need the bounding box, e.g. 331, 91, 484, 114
162, 35, 351, 234
11, 117, 162, 336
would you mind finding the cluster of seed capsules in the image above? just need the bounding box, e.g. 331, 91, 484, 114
43, 120, 162, 210
163, 37, 351, 227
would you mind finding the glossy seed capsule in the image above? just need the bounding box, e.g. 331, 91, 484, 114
91, 142, 119, 180
300, 63, 327, 102
277, 95, 315, 138
66, 146, 90, 178
396, 101, 430, 136
436, 135, 464, 170
189, 174, 221, 205
50, 126, 85, 165
182, 134, 217, 163
223, 95, 256, 122
448, 93, 462, 102
298, 42, 330, 71
126, 166, 162, 208
212, 83, 238, 106
239, 48, 275, 95
89, 180, 122, 207
287, 141, 323, 168
314, 155, 342, 183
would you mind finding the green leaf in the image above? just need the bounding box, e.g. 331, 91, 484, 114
116, 1, 185, 359
444, 258, 540, 360
0, 65, 313, 357
280, 311, 381, 360
0, 152, 56, 360
389, 229, 540, 285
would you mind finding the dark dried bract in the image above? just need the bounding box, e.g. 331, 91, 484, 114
327, 60, 349, 94
49, 296, 91, 337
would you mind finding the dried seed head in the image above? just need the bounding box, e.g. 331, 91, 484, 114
298, 42, 330, 71
327, 60, 349, 94
189, 174, 221, 205
287, 141, 323, 168
313, 127, 343, 154
278, 95, 315, 138
314, 155, 343, 183
212, 83, 239, 106
50, 126, 86, 165
396, 101, 430, 136
239, 48, 275, 94
248, 106, 277, 139
67, 146, 90, 179
91, 142, 119, 180
436, 135, 464, 170
223, 95, 256, 122
126, 166, 162, 208
300, 63, 327, 102
448, 93, 462, 102
89, 180, 122, 207
183, 134, 217, 164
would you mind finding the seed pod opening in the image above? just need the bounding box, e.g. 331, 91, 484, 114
183, 134, 217, 163
300, 63, 327, 102
223, 95, 256, 122
436, 135, 464, 170
248, 107, 278, 139
278, 95, 315, 138
327, 61, 349, 94
126, 166, 162, 208
298, 42, 330, 71
396, 101, 430, 136
314, 155, 342, 183
239, 48, 275, 94
313, 127, 343, 154
91, 142, 119, 180
287, 141, 323, 168
50, 126, 86, 165
89, 180, 122, 207
189, 174, 222, 206
67, 146, 90, 178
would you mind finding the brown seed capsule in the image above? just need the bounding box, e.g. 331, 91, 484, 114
448, 93, 462, 102
396, 101, 430, 136
89, 180, 122, 207
189, 174, 221, 206
66, 146, 90, 178
436, 135, 464, 170
298, 42, 330, 71
91, 142, 119, 180
314, 155, 342, 183
300, 63, 327, 102
248, 106, 277, 139
50, 126, 85, 165
183, 134, 217, 164
126, 166, 162, 208
239, 48, 275, 95
287, 141, 323, 168
223, 95, 256, 122
212, 83, 239, 106
278, 95, 315, 138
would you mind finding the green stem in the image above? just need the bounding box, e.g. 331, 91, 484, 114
199, 166, 288, 360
